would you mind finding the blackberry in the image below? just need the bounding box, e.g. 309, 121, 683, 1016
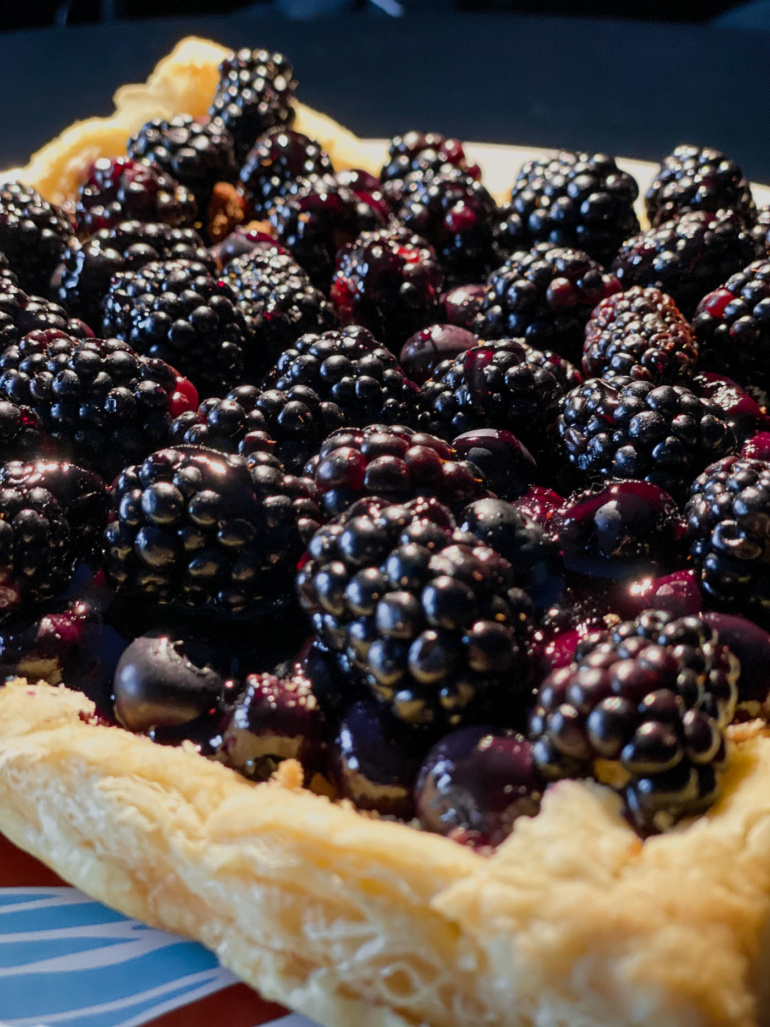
753, 204, 770, 256
222, 249, 335, 373
416, 338, 567, 459
0, 275, 92, 349
305, 424, 489, 518
380, 132, 480, 205
559, 376, 736, 498
127, 115, 238, 215
297, 496, 533, 729
75, 158, 196, 238
0, 484, 76, 617
209, 49, 297, 163
168, 383, 344, 475
473, 243, 620, 364
583, 286, 697, 384
686, 456, 770, 626
0, 182, 72, 294
645, 145, 755, 227
262, 325, 419, 429
238, 128, 333, 219
0, 329, 198, 479
330, 227, 444, 352
269, 174, 386, 290
693, 260, 770, 407
611, 209, 761, 319
104, 445, 320, 618
507, 151, 640, 266
57, 221, 212, 330
396, 167, 501, 284
0, 401, 50, 463
693, 372, 765, 447
101, 259, 250, 396
529, 609, 738, 833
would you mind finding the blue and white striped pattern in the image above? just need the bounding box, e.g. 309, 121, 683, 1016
0, 887, 236, 1027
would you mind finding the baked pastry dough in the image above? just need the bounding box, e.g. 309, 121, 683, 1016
1, 679, 770, 1027
4, 37, 770, 1027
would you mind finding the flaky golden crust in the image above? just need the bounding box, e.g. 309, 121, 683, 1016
2, 680, 770, 1027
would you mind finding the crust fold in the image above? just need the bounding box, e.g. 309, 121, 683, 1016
2, 681, 770, 1027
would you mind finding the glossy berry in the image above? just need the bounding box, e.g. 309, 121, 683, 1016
399, 324, 476, 385
703, 611, 770, 714
507, 150, 640, 266
685, 456, 770, 627
127, 114, 238, 217
693, 261, 770, 407
0, 401, 50, 464
0, 460, 108, 562
262, 325, 419, 430
617, 569, 704, 621
694, 371, 766, 446
0, 181, 71, 294
220, 663, 326, 781
417, 338, 569, 460
75, 157, 196, 237
558, 376, 737, 499
101, 258, 250, 395
297, 497, 534, 729
58, 221, 212, 330
583, 286, 697, 384
209, 49, 297, 163
305, 423, 488, 518
440, 283, 486, 330
0, 274, 93, 348
645, 145, 755, 227
222, 249, 335, 373
238, 127, 333, 218
416, 725, 543, 847
512, 485, 566, 530
611, 209, 761, 318
270, 174, 385, 289
529, 609, 738, 833
329, 699, 426, 819
451, 428, 536, 501
104, 445, 320, 618
113, 631, 227, 733
473, 243, 620, 364
552, 480, 685, 581
0, 485, 75, 618
0, 330, 198, 479
330, 227, 443, 352
396, 167, 501, 284
380, 131, 480, 205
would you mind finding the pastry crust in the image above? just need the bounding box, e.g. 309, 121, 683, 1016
2, 679, 770, 1027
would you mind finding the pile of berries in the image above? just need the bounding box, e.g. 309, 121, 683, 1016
2, 55, 770, 852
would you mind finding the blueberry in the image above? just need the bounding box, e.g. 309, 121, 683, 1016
704, 611, 770, 714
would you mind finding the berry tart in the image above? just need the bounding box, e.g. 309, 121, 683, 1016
2, 34, 770, 1027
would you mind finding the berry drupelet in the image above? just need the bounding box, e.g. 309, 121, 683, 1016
57, 221, 212, 331
126, 114, 238, 216
75, 157, 197, 238
269, 174, 386, 290
416, 338, 567, 460
209, 49, 298, 164
583, 286, 697, 385
330, 227, 444, 352
611, 209, 761, 319
101, 258, 250, 396
0, 330, 198, 480
645, 145, 755, 227
222, 249, 335, 373
396, 167, 501, 284
473, 243, 620, 364
0, 484, 76, 619
104, 445, 320, 618
297, 496, 534, 729
0, 274, 93, 349
693, 260, 770, 407
529, 609, 739, 833
558, 376, 737, 499
0, 402, 50, 463
238, 128, 334, 219
305, 424, 489, 518
685, 456, 770, 627
507, 151, 640, 266
0, 182, 72, 295
262, 325, 419, 430
380, 132, 480, 206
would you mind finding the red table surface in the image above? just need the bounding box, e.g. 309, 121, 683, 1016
0, 833, 289, 1027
